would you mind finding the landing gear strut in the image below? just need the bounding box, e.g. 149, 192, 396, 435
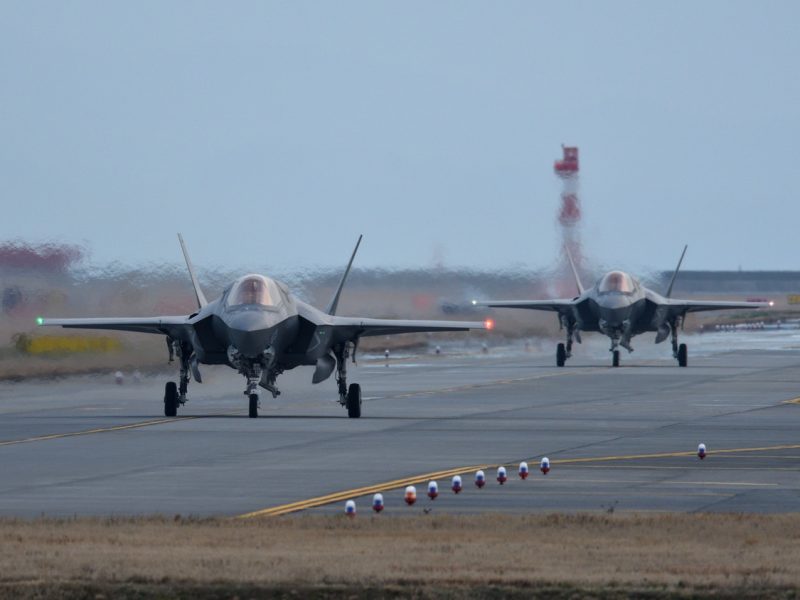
335, 343, 362, 418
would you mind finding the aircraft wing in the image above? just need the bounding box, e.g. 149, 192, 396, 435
38, 316, 193, 337
664, 300, 771, 314
328, 316, 487, 337
472, 299, 576, 313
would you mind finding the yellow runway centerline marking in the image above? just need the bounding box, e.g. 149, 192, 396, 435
239, 442, 800, 518
0, 415, 203, 447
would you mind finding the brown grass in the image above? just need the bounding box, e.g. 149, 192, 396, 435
1, 513, 799, 598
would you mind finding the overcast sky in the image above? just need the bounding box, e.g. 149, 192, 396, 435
1, 1, 798, 274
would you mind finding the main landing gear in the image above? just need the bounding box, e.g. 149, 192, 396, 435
670, 319, 688, 367
164, 338, 191, 417
335, 343, 362, 418
556, 318, 579, 367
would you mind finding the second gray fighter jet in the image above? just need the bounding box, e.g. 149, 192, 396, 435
474, 247, 770, 367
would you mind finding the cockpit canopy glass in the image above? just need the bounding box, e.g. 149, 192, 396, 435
597, 271, 635, 294
227, 275, 282, 307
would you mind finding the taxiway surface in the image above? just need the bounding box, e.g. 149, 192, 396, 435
1, 333, 800, 517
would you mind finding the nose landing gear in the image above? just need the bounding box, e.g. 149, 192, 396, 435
248, 393, 259, 418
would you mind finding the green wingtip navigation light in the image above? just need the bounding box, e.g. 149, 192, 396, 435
36, 317, 44, 326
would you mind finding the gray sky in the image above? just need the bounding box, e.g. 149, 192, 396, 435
1, 1, 798, 274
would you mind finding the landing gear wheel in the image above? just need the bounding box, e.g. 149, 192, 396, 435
556, 343, 566, 367
612, 350, 620, 368
164, 381, 178, 417
677, 343, 688, 367
346, 383, 362, 419
248, 394, 259, 418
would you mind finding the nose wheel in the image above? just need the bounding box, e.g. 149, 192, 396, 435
248, 393, 259, 418
612, 350, 620, 367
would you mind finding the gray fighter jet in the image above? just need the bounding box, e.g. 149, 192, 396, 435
474, 247, 769, 367
39, 235, 487, 418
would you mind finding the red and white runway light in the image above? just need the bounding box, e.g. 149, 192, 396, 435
427, 480, 439, 500
519, 461, 529, 480
497, 466, 507, 485
404, 485, 417, 505
345, 499, 356, 517
697, 443, 707, 459
540, 457, 550, 475
372, 493, 384, 513
475, 470, 486, 489
451, 475, 463, 494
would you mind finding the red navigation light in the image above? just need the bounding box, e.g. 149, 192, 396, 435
554, 145, 579, 177
484, 318, 495, 330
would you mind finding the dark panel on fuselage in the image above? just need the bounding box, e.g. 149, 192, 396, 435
633, 298, 659, 335
191, 315, 229, 364
280, 315, 320, 368
574, 300, 600, 332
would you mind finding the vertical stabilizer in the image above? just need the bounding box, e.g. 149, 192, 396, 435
565, 246, 585, 295
326, 235, 363, 315
178, 233, 208, 309
665, 245, 688, 298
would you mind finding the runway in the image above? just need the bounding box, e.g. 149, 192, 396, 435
1, 332, 800, 517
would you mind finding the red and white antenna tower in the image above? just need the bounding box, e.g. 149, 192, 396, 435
554, 145, 582, 271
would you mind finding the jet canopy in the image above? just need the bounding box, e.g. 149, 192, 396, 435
227, 274, 283, 307
597, 271, 635, 294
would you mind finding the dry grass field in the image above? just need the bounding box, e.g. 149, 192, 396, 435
1, 513, 799, 598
